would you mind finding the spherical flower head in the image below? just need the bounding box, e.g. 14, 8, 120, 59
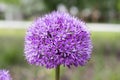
0, 70, 12, 80
24, 11, 92, 69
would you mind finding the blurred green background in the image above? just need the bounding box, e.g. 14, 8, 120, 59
0, 0, 120, 80
0, 0, 119, 23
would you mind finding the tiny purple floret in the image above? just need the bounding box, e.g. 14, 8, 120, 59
0, 70, 12, 80
24, 11, 92, 69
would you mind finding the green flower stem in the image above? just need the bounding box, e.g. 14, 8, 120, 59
55, 65, 60, 80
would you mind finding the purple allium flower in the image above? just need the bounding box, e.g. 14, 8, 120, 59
24, 11, 92, 69
0, 70, 12, 80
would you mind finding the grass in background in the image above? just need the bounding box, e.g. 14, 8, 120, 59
0, 29, 25, 37
0, 29, 120, 80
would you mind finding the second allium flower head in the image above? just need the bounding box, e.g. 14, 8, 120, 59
24, 11, 92, 69
0, 70, 12, 80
